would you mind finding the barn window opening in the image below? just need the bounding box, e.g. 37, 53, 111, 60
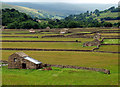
14, 58, 17, 62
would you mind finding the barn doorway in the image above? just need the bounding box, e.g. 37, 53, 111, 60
22, 63, 26, 69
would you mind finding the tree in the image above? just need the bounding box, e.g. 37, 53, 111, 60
117, 22, 120, 27
67, 21, 79, 28
108, 6, 115, 11
7, 22, 20, 29
94, 9, 99, 14
103, 22, 113, 27
96, 13, 100, 17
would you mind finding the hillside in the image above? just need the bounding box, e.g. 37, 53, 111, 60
94, 7, 119, 24
64, 6, 119, 25
2, 8, 41, 29
2, 3, 63, 19
2, 2, 117, 19
96, 12, 119, 23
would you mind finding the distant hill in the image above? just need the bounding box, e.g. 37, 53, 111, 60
2, 2, 117, 19
2, 3, 64, 19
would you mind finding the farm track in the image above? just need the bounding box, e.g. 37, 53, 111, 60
1, 48, 120, 54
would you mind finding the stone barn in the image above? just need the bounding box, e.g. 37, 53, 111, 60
8, 52, 42, 69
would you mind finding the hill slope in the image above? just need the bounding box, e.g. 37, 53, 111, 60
2, 3, 63, 19
2, 2, 117, 19
94, 7, 119, 24
2, 8, 41, 29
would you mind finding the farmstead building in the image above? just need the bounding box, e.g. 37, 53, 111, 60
8, 52, 42, 69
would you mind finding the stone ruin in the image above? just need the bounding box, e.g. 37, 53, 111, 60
83, 33, 101, 47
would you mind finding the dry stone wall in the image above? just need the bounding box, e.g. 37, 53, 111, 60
44, 64, 110, 74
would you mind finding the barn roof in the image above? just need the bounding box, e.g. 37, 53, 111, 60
15, 52, 28, 57
24, 56, 42, 64
14, 52, 42, 64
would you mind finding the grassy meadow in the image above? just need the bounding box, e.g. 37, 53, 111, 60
2, 50, 118, 85
105, 20, 119, 24
96, 11, 118, 19
2, 42, 96, 50
96, 45, 119, 52
102, 39, 120, 44
1, 28, 119, 85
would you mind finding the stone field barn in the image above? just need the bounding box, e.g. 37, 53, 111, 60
8, 52, 42, 69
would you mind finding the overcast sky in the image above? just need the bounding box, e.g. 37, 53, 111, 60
1, 0, 119, 4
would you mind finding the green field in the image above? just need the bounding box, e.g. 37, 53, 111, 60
94, 11, 118, 24
2, 42, 96, 50
1, 37, 93, 42
96, 12, 118, 19
1, 28, 119, 85
2, 65, 118, 85
102, 39, 120, 44
101, 33, 119, 36
96, 45, 119, 52
105, 20, 119, 24
2, 50, 118, 85
2, 30, 30, 33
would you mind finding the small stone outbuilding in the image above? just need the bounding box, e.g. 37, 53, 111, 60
8, 52, 42, 69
